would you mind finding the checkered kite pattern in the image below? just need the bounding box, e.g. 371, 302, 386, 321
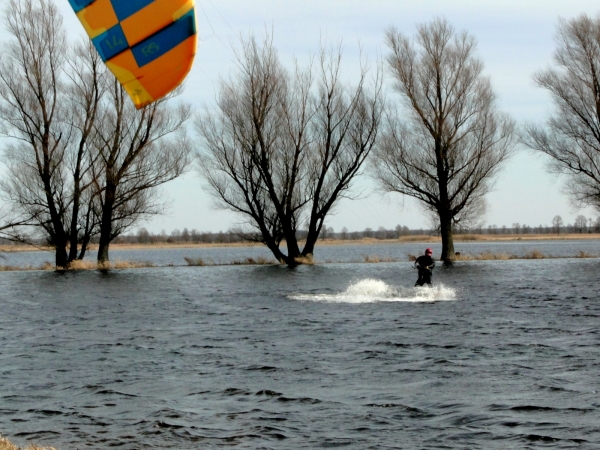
69, 0, 197, 108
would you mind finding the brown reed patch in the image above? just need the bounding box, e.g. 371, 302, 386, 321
0, 265, 27, 271
67, 259, 97, 270
65, 259, 155, 270
474, 252, 512, 260
524, 250, 545, 259
183, 257, 206, 266
111, 260, 154, 269
0, 436, 57, 450
448, 252, 514, 261
293, 254, 314, 265
363, 255, 398, 263
0, 262, 56, 271
399, 235, 437, 242
363, 255, 381, 263
452, 253, 473, 261
454, 234, 480, 241
576, 250, 594, 258
232, 256, 278, 265
452, 250, 551, 260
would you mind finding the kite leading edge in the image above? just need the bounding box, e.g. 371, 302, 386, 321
68, 0, 197, 108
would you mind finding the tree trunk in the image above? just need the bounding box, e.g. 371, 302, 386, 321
97, 185, 116, 264
68, 197, 80, 263
68, 160, 83, 263
284, 230, 301, 265
55, 243, 68, 269
301, 237, 316, 259
42, 174, 69, 269
439, 212, 455, 265
78, 234, 90, 260
301, 224, 321, 259
267, 243, 288, 264
97, 221, 111, 264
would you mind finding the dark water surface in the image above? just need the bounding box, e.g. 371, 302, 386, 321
1, 254, 599, 449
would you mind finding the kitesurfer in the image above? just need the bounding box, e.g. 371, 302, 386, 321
414, 248, 435, 287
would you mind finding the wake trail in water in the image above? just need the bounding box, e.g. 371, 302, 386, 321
289, 278, 457, 303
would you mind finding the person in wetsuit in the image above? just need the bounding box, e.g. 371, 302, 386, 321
414, 248, 435, 287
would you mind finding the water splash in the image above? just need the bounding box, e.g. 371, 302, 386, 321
289, 278, 457, 303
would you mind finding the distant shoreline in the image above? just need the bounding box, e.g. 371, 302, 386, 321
1, 233, 599, 253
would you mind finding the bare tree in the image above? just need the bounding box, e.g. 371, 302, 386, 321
513, 223, 521, 235
62, 41, 107, 260
370, 18, 515, 263
523, 15, 600, 214
92, 82, 192, 263
574, 214, 587, 233
196, 33, 384, 265
0, 0, 102, 266
552, 214, 564, 234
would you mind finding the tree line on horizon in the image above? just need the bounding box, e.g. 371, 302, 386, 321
3, 214, 597, 248
1, 0, 600, 267
128, 213, 600, 244
129, 216, 600, 244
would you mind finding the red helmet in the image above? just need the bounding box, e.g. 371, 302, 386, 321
425, 248, 433, 255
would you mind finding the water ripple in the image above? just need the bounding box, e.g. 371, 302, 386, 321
1, 257, 599, 448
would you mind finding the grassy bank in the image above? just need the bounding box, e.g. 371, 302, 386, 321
2, 233, 600, 254
0, 242, 598, 272
0, 260, 155, 272
0, 436, 55, 450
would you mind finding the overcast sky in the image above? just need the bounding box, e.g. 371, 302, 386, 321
1, 0, 599, 233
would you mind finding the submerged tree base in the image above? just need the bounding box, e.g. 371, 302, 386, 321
0, 260, 155, 272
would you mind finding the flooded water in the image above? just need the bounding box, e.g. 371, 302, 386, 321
2, 238, 600, 268
1, 243, 599, 449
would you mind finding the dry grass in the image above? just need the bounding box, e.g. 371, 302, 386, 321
0, 436, 56, 450
454, 252, 513, 261
363, 255, 399, 263
524, 250, 545, 259
454, 234, 479, 241
452, 250, 546, 260
1, 233, 600, 255
184, 256, 277, 266
293, 254, 314, 265
65, 260, 154, 270
66, 259, 101, 270
0, 262, 55, 271
0, 265, 30, 271
1, 260, 154, 272
183, 257, 206, 266
232, 256, 277, 265
110, 260, 154, 269
398, 235, 437, 242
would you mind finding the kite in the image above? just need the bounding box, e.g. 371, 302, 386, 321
68, 0, 197, 109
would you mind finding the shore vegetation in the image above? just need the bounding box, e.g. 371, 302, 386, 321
0, 436, 55, 450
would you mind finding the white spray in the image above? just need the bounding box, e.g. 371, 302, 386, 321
290, 278, 457, 304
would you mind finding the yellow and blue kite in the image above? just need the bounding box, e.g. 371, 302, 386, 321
68, 0, 197, 108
